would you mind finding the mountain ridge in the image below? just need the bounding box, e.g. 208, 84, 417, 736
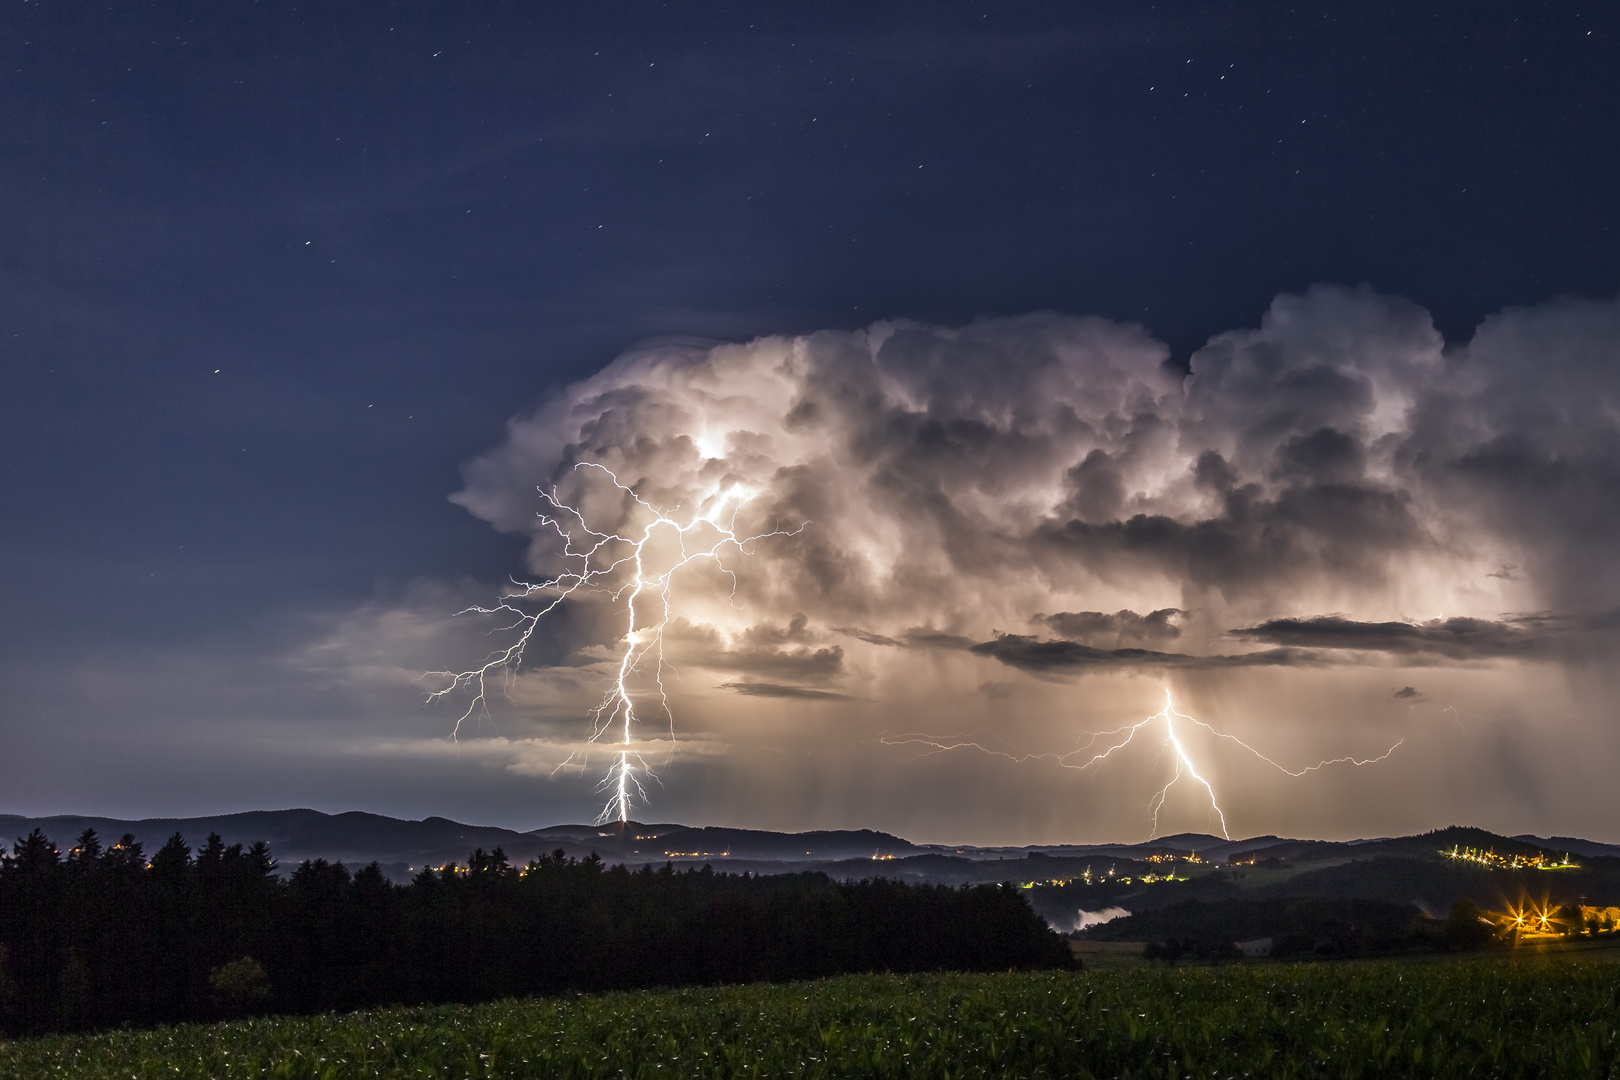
2, 810, 1612, 888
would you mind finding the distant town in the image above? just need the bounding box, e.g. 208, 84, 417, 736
1441, 845, 1579, 871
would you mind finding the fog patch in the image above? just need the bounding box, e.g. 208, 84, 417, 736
1073, 906, 1132, 933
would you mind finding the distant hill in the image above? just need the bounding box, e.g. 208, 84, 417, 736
530, 821, 922, 862
1514, 834, 1620, 859
1042, 825, 1620, 935
0, 810, 552, 882
0, 810, 920, 880
3, 811, 1616, 906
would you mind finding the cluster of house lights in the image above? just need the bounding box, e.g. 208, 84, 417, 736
1441, 845, 1578, 870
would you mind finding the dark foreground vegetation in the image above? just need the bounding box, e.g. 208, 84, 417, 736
1083, 897, 1499, 962
0, 828, 1068, 1036
5, 958, 1620, 1079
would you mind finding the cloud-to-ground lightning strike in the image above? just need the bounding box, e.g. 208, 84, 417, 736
884, 689, 1403, 840
427, 462, 803, 823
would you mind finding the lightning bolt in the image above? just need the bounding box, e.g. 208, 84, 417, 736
426, 462, 804, 824
887, 687, 1403, 840
1147, 697, 1229, 839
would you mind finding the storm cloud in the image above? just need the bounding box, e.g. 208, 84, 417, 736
451, 287, 1620, 684
393, 287, 1620, 838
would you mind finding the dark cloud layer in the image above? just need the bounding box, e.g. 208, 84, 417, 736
1033, 609, 1185, 647
972, 606, 1620, 675
969, 635, 1313, 675
717, 683, 859, 701
1232, 612, 1620, 662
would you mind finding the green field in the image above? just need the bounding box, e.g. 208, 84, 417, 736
5, 955, 1620, 1079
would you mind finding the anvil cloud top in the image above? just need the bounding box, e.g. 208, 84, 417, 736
2, 2, 1617, 842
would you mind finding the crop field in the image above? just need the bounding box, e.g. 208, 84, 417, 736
4, 956, 1620, 1080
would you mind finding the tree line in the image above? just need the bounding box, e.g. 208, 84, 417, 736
0, 828, 1071, 1035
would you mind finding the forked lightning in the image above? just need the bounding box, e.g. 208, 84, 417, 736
427, 462, 803, 823
886, 689, 1403, 839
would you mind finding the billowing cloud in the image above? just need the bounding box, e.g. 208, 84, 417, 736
451, 287, 1620, 678
408, 286, 1620, 839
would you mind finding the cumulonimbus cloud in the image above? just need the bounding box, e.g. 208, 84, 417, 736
446, 286, 1620, 700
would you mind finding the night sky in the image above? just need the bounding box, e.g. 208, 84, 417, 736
3, 2, 1617, 843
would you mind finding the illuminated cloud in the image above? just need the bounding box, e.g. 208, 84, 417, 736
416, 286, 1620, 839
451, 287, 1620, 676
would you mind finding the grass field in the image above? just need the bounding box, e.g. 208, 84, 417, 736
4, 954, 1620, 1079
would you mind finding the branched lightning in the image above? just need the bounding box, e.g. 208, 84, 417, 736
886, 688, 1403, 840
426, 462, 804, 824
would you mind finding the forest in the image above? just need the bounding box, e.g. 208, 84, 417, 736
0, 827, 1071, 1036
